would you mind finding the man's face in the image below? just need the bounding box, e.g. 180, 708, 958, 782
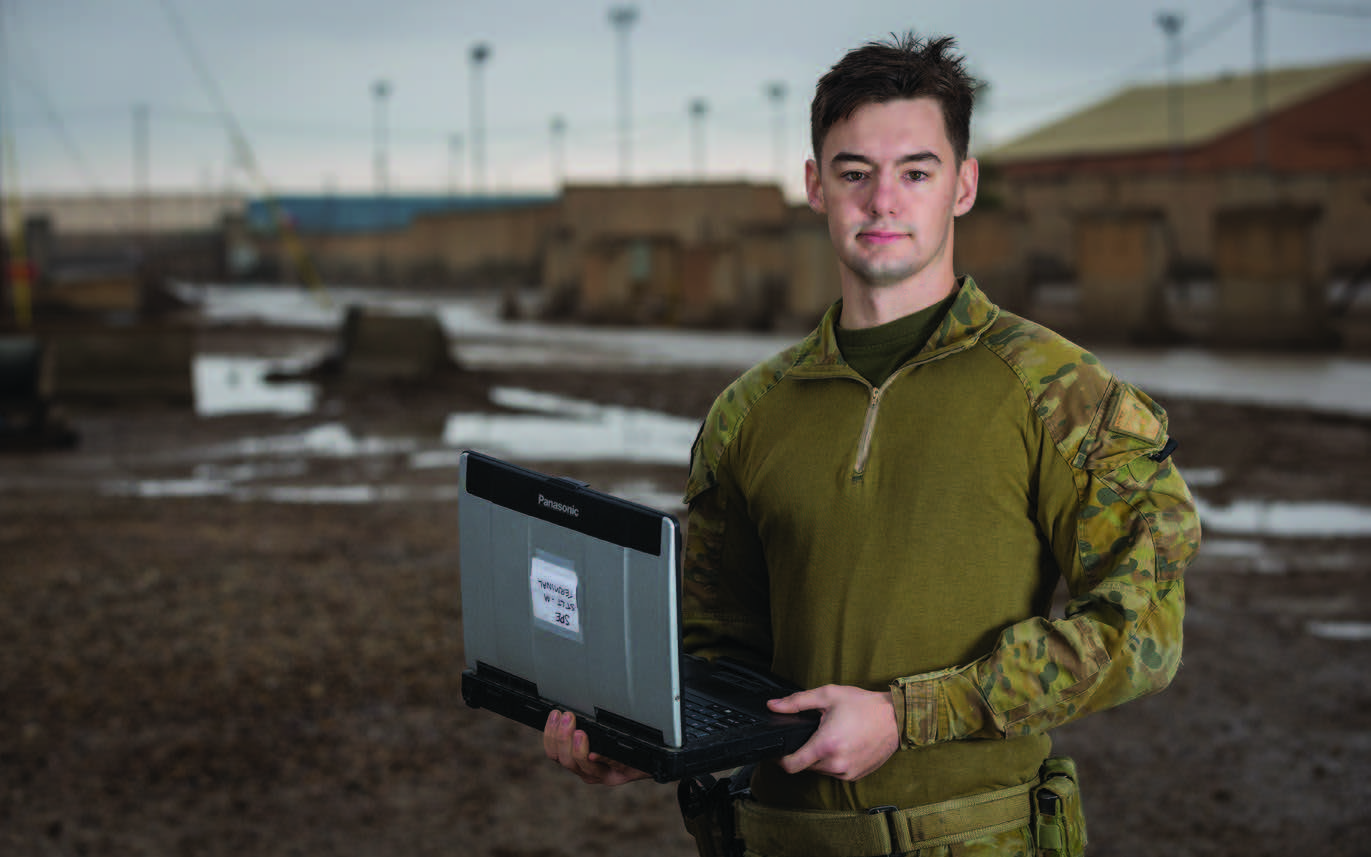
806, 97, 977, 293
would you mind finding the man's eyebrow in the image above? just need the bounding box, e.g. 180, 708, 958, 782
829, 150, 943, 167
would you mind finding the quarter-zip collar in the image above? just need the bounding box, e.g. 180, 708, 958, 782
789, 275, 1001, 381
684, 276, 1004, 501
786, 276, 1001, 480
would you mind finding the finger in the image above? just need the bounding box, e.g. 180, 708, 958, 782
542, 710, 562, 761
768, 687, 827, 714
569, 730, 617, 783
779, 741, 821, 775
550, 710, 580, 769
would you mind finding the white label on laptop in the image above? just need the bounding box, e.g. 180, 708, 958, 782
530, 554, 582, 638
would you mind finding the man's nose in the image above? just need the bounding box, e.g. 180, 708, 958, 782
867, 173, 900, 216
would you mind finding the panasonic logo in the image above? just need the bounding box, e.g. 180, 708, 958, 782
538, 494, 580, 517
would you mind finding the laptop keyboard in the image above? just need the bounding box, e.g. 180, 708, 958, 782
683, 693, 763, 738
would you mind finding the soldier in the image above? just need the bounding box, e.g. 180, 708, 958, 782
545, 31, 1200, 857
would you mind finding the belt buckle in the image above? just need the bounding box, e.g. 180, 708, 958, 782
866, 805, 905, 857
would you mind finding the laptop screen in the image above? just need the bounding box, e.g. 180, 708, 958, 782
458, 451, 685, 745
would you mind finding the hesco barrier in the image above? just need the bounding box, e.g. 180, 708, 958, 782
337, 306, 455, 380
46, 324, 195, 405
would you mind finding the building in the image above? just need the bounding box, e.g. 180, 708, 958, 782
989, 59, 1371, 178
982, 57, 1371, 347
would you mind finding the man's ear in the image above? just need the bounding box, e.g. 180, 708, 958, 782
805, 159, 826, 214
953, 156, 978, 217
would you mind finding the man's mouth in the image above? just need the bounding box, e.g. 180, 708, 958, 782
858, 229, 907, 245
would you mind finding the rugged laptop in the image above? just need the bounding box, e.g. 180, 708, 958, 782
457, 450, 818, 783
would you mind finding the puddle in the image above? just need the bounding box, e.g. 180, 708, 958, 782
1197, 537, 1367, 574
195, 355, 316, 417
1197, 498, 1371, 538
106, 388, 695, 504
192, 284, 1371, 415
603, 479, 686, 512
1305, 621, 1371, 641
441, 386, 699, 465
1181, 467, 1224, 488
203, 423, 418, 459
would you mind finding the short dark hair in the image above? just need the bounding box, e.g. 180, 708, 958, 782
810, 32, 980, 164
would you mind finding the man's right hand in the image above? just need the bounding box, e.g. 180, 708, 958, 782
542, 709, 652, 786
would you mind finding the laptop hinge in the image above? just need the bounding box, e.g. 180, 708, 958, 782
595, 707, 666, 745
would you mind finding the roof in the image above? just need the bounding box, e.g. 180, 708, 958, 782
246, 194, 555, 234
984, 58, 1371, 164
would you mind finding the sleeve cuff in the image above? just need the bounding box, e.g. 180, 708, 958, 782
890, 666, 987, 747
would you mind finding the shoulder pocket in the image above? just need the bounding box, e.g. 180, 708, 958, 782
1077, 382, 1169, 472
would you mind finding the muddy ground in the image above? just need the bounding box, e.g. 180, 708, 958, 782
2, 323, 1369, 856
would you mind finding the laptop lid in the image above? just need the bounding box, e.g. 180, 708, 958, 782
458, 449, 685, 747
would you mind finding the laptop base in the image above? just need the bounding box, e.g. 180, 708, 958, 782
462, 656, 818, 783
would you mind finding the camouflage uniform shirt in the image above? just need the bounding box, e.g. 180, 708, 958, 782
682, 277, 1201, 812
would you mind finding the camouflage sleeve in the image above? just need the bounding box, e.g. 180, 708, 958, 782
680, 431, 774, 669
889, 379, 1201, 747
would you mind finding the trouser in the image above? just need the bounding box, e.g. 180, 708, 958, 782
681, 757, 1086, 857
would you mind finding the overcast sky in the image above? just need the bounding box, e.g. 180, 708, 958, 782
3, 0, 1369, 202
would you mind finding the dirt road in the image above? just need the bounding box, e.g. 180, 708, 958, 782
2, 325, 1369, 856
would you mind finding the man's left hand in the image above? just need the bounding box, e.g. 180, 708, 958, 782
767, 685, 900, 781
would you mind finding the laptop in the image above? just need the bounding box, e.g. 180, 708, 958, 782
457, 449, 818, 783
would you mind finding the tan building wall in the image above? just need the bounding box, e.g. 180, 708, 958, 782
1073, 211, 1170, 340
9, 192, 244, 235
557, 183, 800, 326
677, 243, 739, 326
288, 202, 559, 284
578, 236, 682, 324
994, 170, 1371, 277
1211, 205, 1330, 346
557, 182, 789, 247
781, 209, 840, 328
954, 208, 1030, 312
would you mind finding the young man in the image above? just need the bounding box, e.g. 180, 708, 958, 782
545, 32, 1200, 856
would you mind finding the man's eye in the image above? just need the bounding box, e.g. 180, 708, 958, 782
840, 171, 867, 182
906, 170, 928, 182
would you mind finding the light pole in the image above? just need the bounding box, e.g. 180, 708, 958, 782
1252, 0, 1269, 169
608, 5, 638, 182
689, 98, 708, 180
469, 42, 492, 193
1156, 12, 1185, 174
133, 102, 150, 239
371, 79, 392, 196
549, 116, 567, 190
448, 133, 464, 197
766, 81, 787, 181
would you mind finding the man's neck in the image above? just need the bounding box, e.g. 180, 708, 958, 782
838, 274, 959, 330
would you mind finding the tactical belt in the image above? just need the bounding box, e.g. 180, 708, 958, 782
734, 780, 1034, 857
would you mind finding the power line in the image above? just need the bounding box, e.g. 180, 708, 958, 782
987, 1, 1250, 122
1178, 1, 1250, 59
1271, 1, 1371, 16
156, 0, 326, 295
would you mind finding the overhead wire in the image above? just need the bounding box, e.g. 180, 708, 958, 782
1270, 1, 1371, 16
155, 0, 327, 300
0, 3, 33, 326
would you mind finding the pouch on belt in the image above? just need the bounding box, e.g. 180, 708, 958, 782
1031, 756, 1087, 857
